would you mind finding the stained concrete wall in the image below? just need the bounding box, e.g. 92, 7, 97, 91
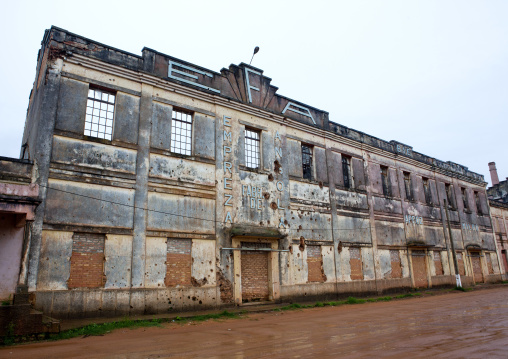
15, 27, 502, 318
0, 214, 24, 300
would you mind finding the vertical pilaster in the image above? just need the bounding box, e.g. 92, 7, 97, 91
27, 58, 63, 291
131, 83, 153, 288
324, 146, 340, 289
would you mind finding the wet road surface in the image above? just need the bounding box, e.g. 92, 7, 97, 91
2, 286, 508, 358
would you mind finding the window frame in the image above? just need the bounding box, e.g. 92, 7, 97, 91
301, 144, 313, 181
445, 183, 456, 209
474, 191, 483, 215
170, 108, 193, 156
403, 171, 413, 201
244, 127, 261, 169
380, 165, 391, 196
422, 177, 432, 205
461, 187, 469, 211
84, 87, 116, 141
342, 155, 353, 189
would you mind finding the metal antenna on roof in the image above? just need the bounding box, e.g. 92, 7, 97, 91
249, 46, 260, 65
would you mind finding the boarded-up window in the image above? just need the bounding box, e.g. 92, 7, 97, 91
486, 252, 494, 275
390, 250, 402, 278
349, 247, 364, 280
165, 238, 192, 287
307, 245, 325, 283
456, 252, 465, 275
433, 251, 444, 276
68, 233, 105, 288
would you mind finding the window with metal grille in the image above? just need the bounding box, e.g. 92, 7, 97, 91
85, 88, 115, 140
171, 110, 192, 155
423, 177, 432, 204
381, 165, 391, 196
403, 172, 413, 201
342, 156, 352, 189
244, 129, 260, 169
302, 144, 313, 180
461, 187, 469, 210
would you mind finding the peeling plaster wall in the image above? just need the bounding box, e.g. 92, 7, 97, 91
36, 231, 73, 291
15, 27, 503, 317
191, 239, 216, 287
321, 245, 336, 282
145, 237, 167, 288
104, 235, 132, 288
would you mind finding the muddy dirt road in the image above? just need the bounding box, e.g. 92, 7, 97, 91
2, 287, 508, 358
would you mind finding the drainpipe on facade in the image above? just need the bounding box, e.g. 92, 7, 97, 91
444, 199, 462, 287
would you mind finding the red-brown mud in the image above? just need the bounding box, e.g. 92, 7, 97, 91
2, 286, 508, 358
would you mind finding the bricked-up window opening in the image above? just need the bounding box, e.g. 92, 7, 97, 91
474, 191, 483, 214
342, 156, 352, 189
381, 165, 391, 196
244, 129, 260, 169
307, 245, 325, 282
171, 109, 193, 156
456, 252, 466, 275
302, 144, 313, 180
68, 233, 105, 289
422, 177, 432, 205
445, 183, 455, 209
486, 252, 494, 274
389, 249, 402, 278
349, 247, 364, 280
461, 187, 469, 211
85, 88, 115, 140
165, 238, 192, 287
434, 251, 444, 275
403, 172, 413, 201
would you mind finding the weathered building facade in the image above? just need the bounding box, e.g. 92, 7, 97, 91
3, 26, 504, 318
487, 162, 508, 274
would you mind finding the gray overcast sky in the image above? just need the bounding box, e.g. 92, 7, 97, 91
1, 0, 506, 186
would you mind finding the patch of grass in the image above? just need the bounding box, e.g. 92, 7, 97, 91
191, 311, 240, 322
501, 281, 508, 284
48, 318, 163, 341
395, 293, 421, 299
454, 286, 472, 292
344, 297, 366, 304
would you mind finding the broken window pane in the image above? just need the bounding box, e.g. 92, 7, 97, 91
84, 87, 116, 140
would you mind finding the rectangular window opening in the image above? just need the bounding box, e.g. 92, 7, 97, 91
302, 144, 313, 181
423, 177, 432, 205
381, 165, 391, 196
403, 171, 413, 201
244, 128, 260, 169
474, 191, 483, 215
461, 187, 469, 211
170, 109, 193, 156
342, 155, 352, 189
84, 88, 116, 141
445, 183, 455, 209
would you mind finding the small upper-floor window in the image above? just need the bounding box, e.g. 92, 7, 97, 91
380, 165, 391, 196
422, 177, 432, 205
302, 144, 313, 180
461, 187, 469, 211
244, 128, 260, 169
445, 183, 455, 209
85, 88, 115, 140
171, 109, 192, 156
474, 191, 483, 215
403, 171, 413, 201
342, 156, 353, 189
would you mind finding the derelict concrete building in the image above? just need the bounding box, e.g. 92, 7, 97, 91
3, 26, 504, 318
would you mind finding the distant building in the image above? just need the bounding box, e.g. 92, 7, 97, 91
487, 162, 508, 274
0, 26, 504, 319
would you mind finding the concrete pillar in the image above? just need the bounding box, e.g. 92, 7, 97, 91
27, 58, 63, 291
131, 83, 153, 288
